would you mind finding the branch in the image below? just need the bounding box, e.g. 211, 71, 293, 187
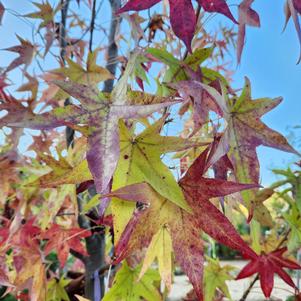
103, 0, 121, 93
89, 0, 97, 52
59, 0, 70, 62
70, 248, 87, 263
77, 195, 91, 230
59, 0, 75, 149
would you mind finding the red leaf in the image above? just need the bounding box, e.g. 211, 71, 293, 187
118, 0, 161, 13
168, 0, 196, 52
197, 0, 237, 23
4, 35, 36, 73
10, 219, 41, 249
43, 224, 91, 267
237, 247, 301, 298
0, 226, 9, 248
118, 0, 237, 52
109, 147, 258, 299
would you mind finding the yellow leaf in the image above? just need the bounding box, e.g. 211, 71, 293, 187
139, 226, 173, 290
75, 295, 90, 301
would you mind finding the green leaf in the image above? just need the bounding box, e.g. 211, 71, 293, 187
204, 257, 234, 301
102, 262, 162, 301
46, 276, 70, 301
284, 203, 301, 251
82, 194, 100, 214
112, 115, 196, 241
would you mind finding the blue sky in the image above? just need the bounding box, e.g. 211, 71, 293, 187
0, 0, 300, 186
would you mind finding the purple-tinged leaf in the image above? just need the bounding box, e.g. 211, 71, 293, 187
288, 0, 301, 63
117, 0, 161, 14
198, 0, 237, 24
168, 0, 196, 52
5, 76, 179, 216
237, 0, 260, 64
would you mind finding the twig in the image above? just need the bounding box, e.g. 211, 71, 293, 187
59, 0, 70, 63
70, 248, 87, 263
89, 0, 97, 52
239, 275, 258, 301
103, 0, 121, 93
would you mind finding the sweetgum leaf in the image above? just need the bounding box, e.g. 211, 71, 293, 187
197, 0, 237, 24
237, 0, 260, 64
138, 226, 173, 290
13, 247, 46, 301
111, 114, 200, 241
5, 57, 178, 215
202, 78, 298, 224
42, 224, 91, 267
51, 50, 113, 90
204, 257, 234, 301
0, 91, 35, 129
46, 276, 70, 301
170, 79, 221, 135
102, 262, 162, 301
3, 35, 36, 73
30, 156, 92, 188
237, 247, 301, 298
147, 46, 214, 86
24, 1, 59, 28
109, 147, 258, 299
38, 185, 76, 230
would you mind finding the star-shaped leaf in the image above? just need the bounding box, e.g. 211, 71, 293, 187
170, 79, 222, 135
46, 276, 71, 301
4, 35, 36, 73
42, 224, 91, 267
5, 55, 179, 215
202, 78, 298, 224
204, 257, 234, 301
25, 1, 59, 28
108, 146, 258, 299
111, 114, 201, 241
17, 72, 39, 99
102, 262, 162, 301
237, 247, 300, 298
52, 50, 113, 87
29, 153, 92, 188
0, 93, 35, 129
